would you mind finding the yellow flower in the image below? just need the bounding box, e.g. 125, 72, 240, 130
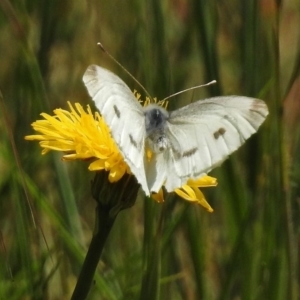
25, 102, 129, 182
25, 102, 217, 211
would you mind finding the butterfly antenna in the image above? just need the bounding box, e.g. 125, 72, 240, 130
162, 80, 217, 101
97, 42, 153, 100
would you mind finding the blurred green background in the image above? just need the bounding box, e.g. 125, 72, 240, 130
1, 0, 300, 299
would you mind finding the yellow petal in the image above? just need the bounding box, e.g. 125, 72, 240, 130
187, 175, 218, 187
151, 188, 164, 203
175, 185, 214, 212
192, 187, 214, 212
88, 159, 105, 171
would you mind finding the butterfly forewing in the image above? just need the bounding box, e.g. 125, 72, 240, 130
158, 96, 268, 191
83, 65, 150, 195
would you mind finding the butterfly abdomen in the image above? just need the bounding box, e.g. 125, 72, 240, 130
146, 130, 169, 153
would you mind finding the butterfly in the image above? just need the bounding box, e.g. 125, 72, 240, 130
83, 65, 268, 196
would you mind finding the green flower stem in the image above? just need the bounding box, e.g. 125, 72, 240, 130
71, 172, 139, 300
71, 204, 116, 300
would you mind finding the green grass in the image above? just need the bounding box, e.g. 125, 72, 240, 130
0, 0, 299, 299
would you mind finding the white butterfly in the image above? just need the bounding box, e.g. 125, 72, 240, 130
83, 65, 268, 196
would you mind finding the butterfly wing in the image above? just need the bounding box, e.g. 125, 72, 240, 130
83, 65, 149, 195
145, 151, 177, 193
150, 96, 268, 192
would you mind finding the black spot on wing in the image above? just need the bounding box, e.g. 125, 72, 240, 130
129, 134, 138, 148
113, 105, 121, 118
182, 147, 198, 157
213, 128, 226, 139
172, 147, 198, 160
